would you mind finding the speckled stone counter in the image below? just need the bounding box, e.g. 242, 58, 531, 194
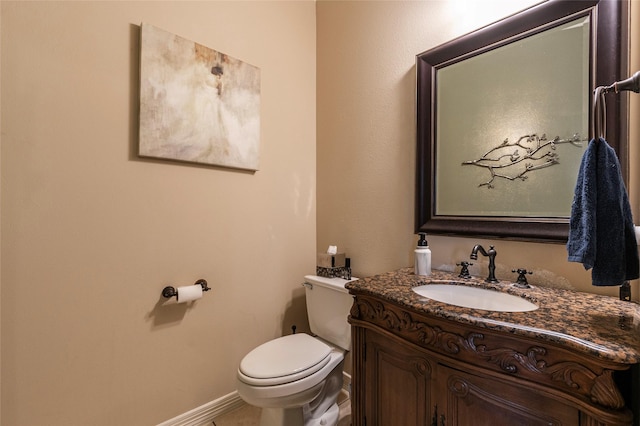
345, 268, 640, 364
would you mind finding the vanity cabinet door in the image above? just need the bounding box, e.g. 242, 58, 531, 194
435, 364, 580, 426
363, 329, 435, 426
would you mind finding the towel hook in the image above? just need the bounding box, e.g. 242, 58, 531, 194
605, 70, 640, 94
593, 70, 640, 142
592, 86, 607, 142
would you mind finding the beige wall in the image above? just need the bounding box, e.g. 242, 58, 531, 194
317, 0, 640, 301
1, 1, 638, 425
1, 1, 316, 425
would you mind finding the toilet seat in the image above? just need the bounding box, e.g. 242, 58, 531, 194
239, 333, 332, 387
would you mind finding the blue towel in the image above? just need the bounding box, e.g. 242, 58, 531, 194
567, 138, 639, 286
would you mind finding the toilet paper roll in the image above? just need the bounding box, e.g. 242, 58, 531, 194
177, 285, 203, 303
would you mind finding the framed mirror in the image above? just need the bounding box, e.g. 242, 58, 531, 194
416, 0, 629, 242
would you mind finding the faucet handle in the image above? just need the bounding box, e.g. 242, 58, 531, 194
457, 261, 473, 279
512, 268, 532, 288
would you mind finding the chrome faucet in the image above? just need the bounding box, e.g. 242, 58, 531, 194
470, 244, 498, 283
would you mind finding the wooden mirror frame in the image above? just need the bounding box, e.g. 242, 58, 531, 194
415, 0, 629, 242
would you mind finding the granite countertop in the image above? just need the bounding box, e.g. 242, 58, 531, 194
345, 268, 640, 364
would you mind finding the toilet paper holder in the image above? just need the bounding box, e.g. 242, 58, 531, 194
162, 279, 211, 299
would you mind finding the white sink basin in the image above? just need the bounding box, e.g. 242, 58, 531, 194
412, 284, 538, 312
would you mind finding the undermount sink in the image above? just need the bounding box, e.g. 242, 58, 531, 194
412, 284, 538, 312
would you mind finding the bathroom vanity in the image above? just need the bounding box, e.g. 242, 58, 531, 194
346, 269, 640, 426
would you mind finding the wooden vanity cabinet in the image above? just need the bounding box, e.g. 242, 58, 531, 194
436, 362, 580, 425
361, 328, 435, 425
349, 293, 635, 426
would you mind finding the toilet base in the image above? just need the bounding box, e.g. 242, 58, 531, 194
258, 402, 340, 426
255, 360, 344, 426
259, 406, 303, 426
307, 402, 340, 426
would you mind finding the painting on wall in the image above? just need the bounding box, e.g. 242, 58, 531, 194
139, 23, 261, 171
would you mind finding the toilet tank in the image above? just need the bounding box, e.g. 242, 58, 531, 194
303, 275, 356, 351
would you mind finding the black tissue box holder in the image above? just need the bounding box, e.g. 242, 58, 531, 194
316, 257, 351, 280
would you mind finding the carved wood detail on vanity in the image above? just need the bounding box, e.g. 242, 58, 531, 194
350, 295, 628, 410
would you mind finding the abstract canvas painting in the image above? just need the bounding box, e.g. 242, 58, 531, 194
139, 23, 261, 170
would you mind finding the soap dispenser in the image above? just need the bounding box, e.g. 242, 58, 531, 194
414, 233, 431, 276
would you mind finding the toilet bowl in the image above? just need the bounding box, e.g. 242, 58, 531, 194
237, 333, 346, 426
236, 275, 356, 426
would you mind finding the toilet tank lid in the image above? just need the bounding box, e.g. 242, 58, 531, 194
239, 333, 331, 379
303, 275, 358, 293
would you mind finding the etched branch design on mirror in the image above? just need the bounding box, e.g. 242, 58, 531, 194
461, 133, 585, 189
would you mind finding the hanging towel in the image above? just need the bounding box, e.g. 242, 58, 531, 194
567, 138, 639, 286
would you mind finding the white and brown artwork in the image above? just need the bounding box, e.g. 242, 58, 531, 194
139, 23, 261, 170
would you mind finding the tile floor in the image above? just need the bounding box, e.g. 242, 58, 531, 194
212, 403, 261, 426
212, 393, 351, 426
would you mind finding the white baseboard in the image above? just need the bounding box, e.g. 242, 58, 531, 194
156, 391, 245, 426
157, 371, 352, 426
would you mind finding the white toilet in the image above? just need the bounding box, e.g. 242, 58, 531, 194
236, 274, 356, 426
